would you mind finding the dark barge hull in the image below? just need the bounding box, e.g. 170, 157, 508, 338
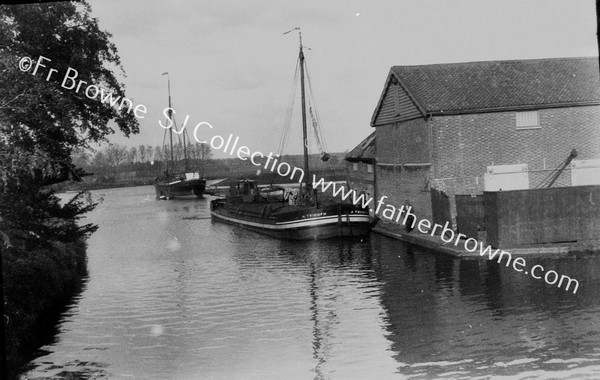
154, 178, 206, 199
210, 199, 371, 240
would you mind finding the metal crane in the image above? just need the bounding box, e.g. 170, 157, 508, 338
536, 149, 578, 188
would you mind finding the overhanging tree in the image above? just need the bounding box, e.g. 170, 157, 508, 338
0, 1, 139, 244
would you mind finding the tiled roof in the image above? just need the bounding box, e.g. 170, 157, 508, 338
390, 57, 600, 115
345, 131, 376, 163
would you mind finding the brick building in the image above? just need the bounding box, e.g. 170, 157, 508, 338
345, 131, 376, 199
371, 57, 600, 232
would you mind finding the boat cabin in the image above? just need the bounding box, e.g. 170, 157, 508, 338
228, 180, 260, 202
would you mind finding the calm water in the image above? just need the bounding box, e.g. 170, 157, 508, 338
20, 186, 600, 379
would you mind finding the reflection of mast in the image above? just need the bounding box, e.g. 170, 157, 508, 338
309, 262, 325, 378
307, 245, 341, 379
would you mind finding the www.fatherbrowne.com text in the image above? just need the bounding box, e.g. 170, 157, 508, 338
310, 177, 580, 294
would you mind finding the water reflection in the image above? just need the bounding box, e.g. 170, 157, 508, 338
225, 234, 396, 379
20, 186, 600, 379
370, 234, 600, 379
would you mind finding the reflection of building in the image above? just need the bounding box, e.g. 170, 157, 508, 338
369, 233, 600, 377
370, 57, 600, 233
345, 131, 376, 201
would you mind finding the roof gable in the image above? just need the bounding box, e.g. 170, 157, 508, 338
345, 131, 376, 163
371, 71, 425, 127
371, 57, 600, 125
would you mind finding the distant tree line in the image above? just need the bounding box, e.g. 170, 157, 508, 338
70, 142, 213, 185
69, 144, 347, 189
75, 142, 212, 167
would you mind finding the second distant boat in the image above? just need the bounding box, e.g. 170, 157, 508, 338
154, 72, 206, 199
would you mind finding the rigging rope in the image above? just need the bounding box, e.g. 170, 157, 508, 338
304, 59, 336, 176
277, 57, 301, 158
276, 52, 337, 180
304, 59, 330, 155
160, 105, 197, 172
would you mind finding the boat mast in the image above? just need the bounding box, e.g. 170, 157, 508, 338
298, 31, 310, 195
163, 72, 175, 172
183, 130, 189, 172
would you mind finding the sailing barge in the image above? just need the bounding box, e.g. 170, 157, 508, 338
211, 180, 371, 239
154, 73, 206, 199
154, 171, 206, 199
210, 30, 372, 239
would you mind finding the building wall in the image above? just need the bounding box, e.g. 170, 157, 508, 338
346, 161, 375, 200
430, 105, 600, 195
376, 118, 432, 232
377, 118, 431, 164
375, 105, 600, 231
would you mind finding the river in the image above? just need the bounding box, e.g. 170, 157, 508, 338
19, 185, 600, 379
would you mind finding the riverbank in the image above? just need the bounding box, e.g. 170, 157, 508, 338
4, 238, 88, 379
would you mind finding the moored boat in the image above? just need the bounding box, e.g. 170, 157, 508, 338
154, 72, 206, 199
211, 180, 371, 239
210, 30, 372, 239
154, 171, 206, 199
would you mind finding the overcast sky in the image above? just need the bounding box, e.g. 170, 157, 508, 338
88, 0, 598, 157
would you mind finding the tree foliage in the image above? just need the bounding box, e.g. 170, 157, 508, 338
0, 2, 139, 244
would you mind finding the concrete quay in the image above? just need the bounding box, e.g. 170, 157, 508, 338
372, 226, 600, 259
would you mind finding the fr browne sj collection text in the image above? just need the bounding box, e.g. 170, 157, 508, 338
18, 55, 202, 131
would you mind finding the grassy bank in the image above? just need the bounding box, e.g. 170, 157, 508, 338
3, 238, 88, 378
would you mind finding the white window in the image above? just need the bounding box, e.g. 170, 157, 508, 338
353, 163, 358, 171
516, 111, 540, 129
571, 159, 600, 186
484, 164, 529, 191
367, 164, 373, 173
